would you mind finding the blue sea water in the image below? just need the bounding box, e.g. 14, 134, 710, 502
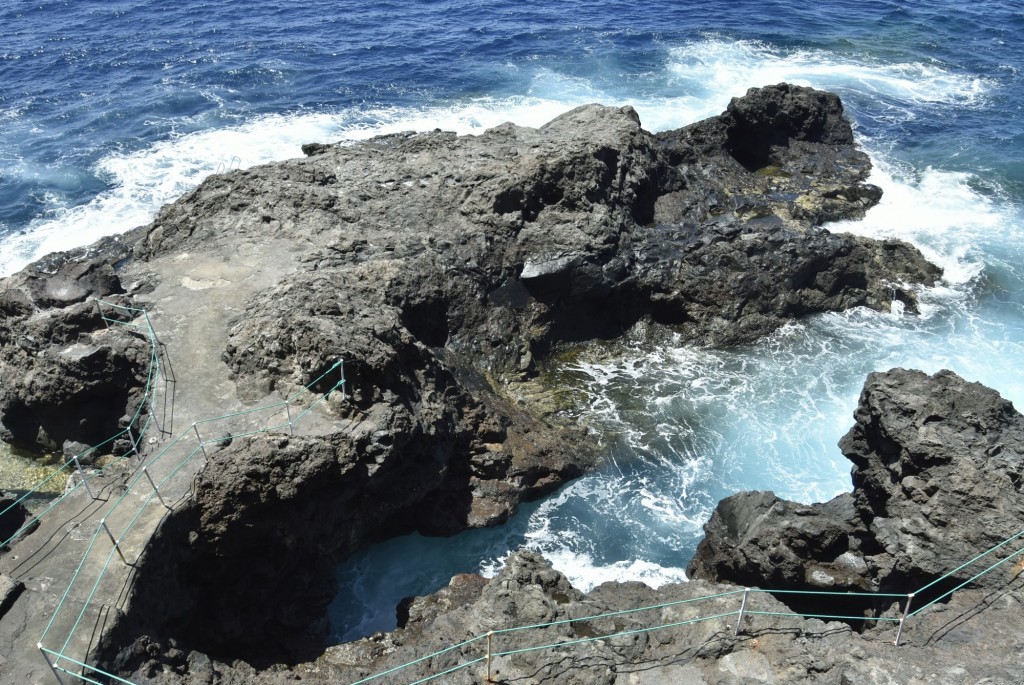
3, 0, 1024, 642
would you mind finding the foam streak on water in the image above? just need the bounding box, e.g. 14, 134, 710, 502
0, 98, 587, 276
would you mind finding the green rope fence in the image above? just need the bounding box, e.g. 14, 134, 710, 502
338, 531, 1024, 685
31, 482, 1024, 685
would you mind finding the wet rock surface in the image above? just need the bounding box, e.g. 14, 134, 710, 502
0, 84, 970, 683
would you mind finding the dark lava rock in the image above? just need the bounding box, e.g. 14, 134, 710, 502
689, 368, 1024, 618
842, 368, 1024, 587
0, 329, 150, 452
102, 403, 587, 665
1, 85, 947, 677
0, 495, 32, 545
0, 232, 148, 454
724, 83, 855, 170
104, 549, 1024, 685
0, 573, 24, 620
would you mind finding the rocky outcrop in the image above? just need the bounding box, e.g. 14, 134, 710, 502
689, 368, 1024, 620
843, 369, 1024, 584
0, 330, 150, 453
103, 401, 587, 665
0, 84, 948, 678
0, 234, 150, 453
0, 494, 32, 545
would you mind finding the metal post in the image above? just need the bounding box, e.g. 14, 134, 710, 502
734, 588, 750, 637
143, 467, 170, 509
193, 424, 210, 459
101, 519, 128, 565
73, 457, 95, 500
94, 299, 108, 328
142, 310, 157, 342
39, 644, 68, 685
286, 403, 294, 435
485, 630, 494, 683
894, 593, 914, 647
126, 426, 141, 458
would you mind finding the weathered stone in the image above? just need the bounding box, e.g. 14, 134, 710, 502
0, 495, 31, 544
842, 368, 1024, 588
104, 549, 1024, 685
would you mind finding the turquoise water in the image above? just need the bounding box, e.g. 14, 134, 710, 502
2, 0, 1022, 643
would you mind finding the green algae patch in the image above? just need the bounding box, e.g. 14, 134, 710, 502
0, 443, 67, 506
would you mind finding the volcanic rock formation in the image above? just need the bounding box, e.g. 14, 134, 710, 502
0, 84, 958, 683
688, 369, 1024, 615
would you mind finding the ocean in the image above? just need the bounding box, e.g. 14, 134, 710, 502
2, 0, 1022, 642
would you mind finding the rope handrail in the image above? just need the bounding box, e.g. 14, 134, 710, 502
493, 588, 747, 636
347, 635, 486, 685
31, 482, 1024, 685
913, 527, 1024, 598
494, 610, 740, 659
328, 530, 1024, 684
908, 540, 1024, 617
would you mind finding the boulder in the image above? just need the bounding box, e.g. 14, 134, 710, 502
0, 574, 24, 620
841, 369, 1024, 586
689, 369, 1024, 616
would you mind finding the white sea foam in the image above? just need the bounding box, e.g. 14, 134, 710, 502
828, 159, 1014, 286
317, 38, 1024, 642
664, 38, 990, 113
478, 544, 691, 594
1, 35, 995, 280
532, 551, 689, 593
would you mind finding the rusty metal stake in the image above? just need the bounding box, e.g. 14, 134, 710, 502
101, 518, 128, 565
